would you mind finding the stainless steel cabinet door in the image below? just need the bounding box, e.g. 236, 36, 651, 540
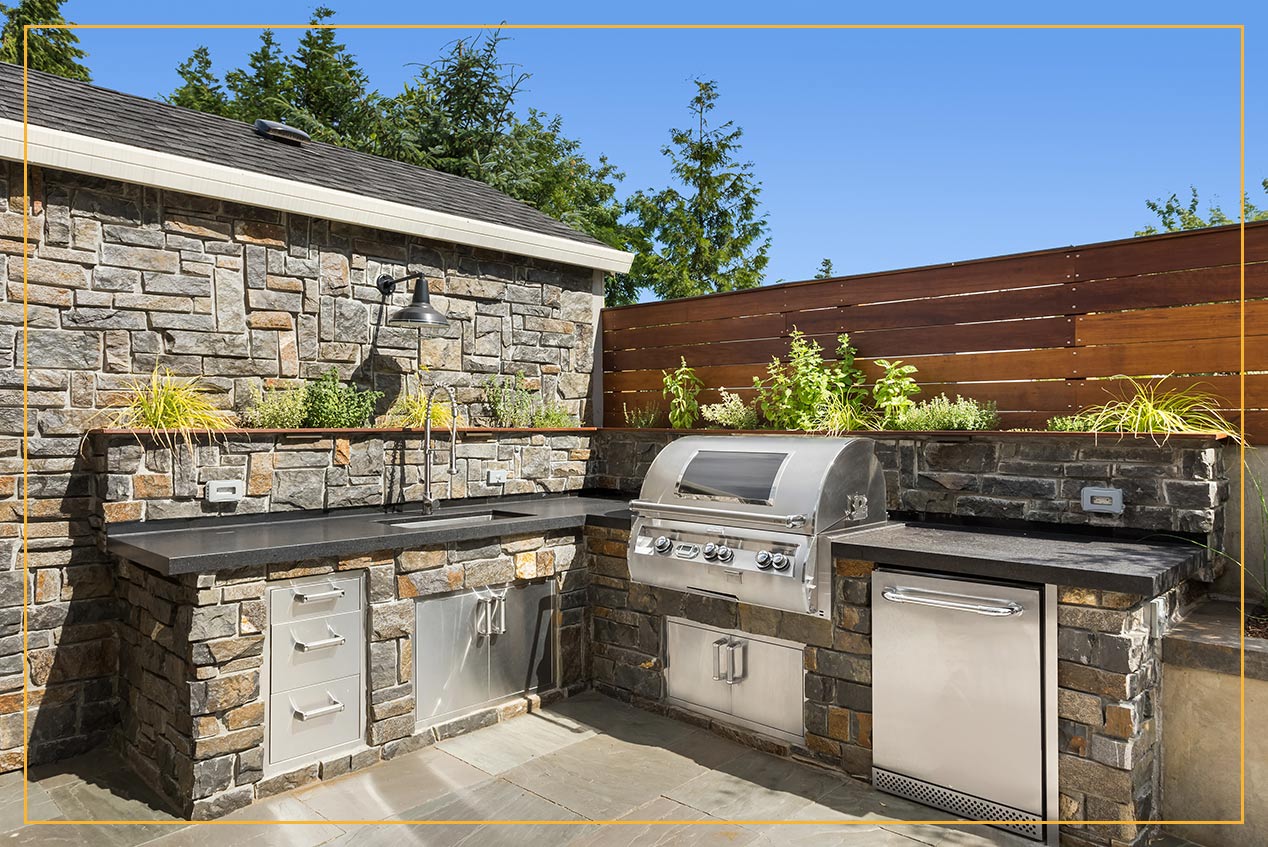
872, 569, 1044, 816
414, 589, 489, 724
488, 580, 555, 700
730, 637, 804, 738
665, 619, 732, 715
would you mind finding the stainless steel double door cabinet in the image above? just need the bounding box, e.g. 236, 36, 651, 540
872, 567, 1056, 842
414, 579, 555, 728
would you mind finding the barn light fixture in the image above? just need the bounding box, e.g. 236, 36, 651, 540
375, 273, 449, 328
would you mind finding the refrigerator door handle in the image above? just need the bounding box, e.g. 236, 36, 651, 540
881, 587, 1024, 617
711, 637, 729, 681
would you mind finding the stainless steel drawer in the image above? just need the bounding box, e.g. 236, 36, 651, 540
270, 610, 363, 693
270, 575, 363, 624
268, 675, 362, 766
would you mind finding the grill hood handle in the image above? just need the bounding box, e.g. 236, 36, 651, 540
629, 499, 806, 529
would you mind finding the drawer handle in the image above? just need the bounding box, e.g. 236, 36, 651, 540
711, 637, 728, 681
293, 693, 345, 721
881, 587, 1024, 617
294, 628, 346, 653
294, 585, 344, 604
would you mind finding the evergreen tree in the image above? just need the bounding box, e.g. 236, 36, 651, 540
284, 6, 376, 142
624, 79, 770, 302
225, 29, 288, 123
814, 258, 835, 279
1136, 179, 1268, 236
0, 0, 90, 81
166, 46, 230, 116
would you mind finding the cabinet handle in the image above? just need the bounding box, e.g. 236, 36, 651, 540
881, 587, 1024, 617
724, 641, 746, 685
475, 597, 491, 637
294, 628, 346, 652
495, 595, 507, 635
711, 637, 728, 681
293, 693, 344, 721
294, 585, 344, 604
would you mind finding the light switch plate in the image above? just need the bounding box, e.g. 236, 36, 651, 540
206, 479, 245, 503
486, 468, 510, 484
1081, 486, 1124, 515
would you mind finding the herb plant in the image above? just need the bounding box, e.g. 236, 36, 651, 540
530, 403, 578, 428
484, 372, 536, 428
753, 330, 865, 431
303, 369, 383, 428
894, 394, 998, 431
662, 357, 703, 429
1044, 375, 1237, 442
107, 368, 233, 450
623, 401, 664, 428
872, 359, 920, 426
240, 382, 308, 429
815, 393, 879, 435
700, 390, 758, 430
378, 375, 459, 429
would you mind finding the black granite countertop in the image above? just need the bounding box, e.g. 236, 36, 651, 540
828, 520, 1204, 596
107, 492, 633, 575
109, 493, 1202, 596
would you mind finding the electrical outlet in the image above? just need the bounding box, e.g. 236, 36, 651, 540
205, 479, 245, 503
486, 468, 510, 485
1081, 486, 1123, 515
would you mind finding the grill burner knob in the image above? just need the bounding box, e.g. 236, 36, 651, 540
755, 550, 773, 570
716, 545, 734, 563
702, 543, 718, 560
770, 552, 789, 570
653, 535, 672, 554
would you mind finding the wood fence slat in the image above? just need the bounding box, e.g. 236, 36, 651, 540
1076, 301, 1268, 346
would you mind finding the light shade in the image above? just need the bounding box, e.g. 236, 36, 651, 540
381, 276, 448, 328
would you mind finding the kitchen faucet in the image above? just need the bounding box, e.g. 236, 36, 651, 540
422, 384, 459, 514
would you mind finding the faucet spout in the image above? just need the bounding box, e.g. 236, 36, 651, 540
422, 384, 459, 514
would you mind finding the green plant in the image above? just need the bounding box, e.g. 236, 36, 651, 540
814, 393, 879, 435
753, 330, 864, 431
894, 394, 998, 431
106, 368, 233, 450
622, 401, 663, 428
700, 390, 758, 430
872, 359, 920, 425
240, 382, 308, 429
662, 357, 703, 429
378, 376, 459, 429
303, 368, 383, 428
484, 372, 536, 428
1043, 375, 1238, 442
530, 403, 578, 428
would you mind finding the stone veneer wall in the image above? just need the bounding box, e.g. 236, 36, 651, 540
113, 530, 585, 819
0, 159, 603, 771
585, 524, 1192, 847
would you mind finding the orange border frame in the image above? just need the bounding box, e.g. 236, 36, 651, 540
19, 21, 1248, 832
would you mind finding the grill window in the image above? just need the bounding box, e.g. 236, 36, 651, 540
677, 450, 787, 504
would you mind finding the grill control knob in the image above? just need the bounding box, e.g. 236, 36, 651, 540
702, 543, 718, 560
755, 550, 773, 570
653, 535, 672, 554
716, 545, 734, 563
770, 552, 789, 571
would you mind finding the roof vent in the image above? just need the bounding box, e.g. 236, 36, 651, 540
253, 119, 310, 145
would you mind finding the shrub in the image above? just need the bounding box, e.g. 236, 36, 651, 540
531, 403, 578, 428
107, 368, 233, 449
662, 357, 703, 429
872, 359, 920, 426
484, 372, 536, 427
894, 394, 998, 431
304, 369, 383, 428
1043, 375, 1237, 441
623, 401, 663, 428
240, 382, 308, 429
700, 390, 758, 430
753, 330, 864, 431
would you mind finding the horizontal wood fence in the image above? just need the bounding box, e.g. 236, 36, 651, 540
601, 221, 1268, 438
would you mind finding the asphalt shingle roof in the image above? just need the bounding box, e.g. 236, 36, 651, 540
0, 62, 606, 248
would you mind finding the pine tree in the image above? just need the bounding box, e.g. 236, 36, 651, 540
0, 0, 90, 81
166, 46, 230, 116
225, 29, 288, 123
814, 258, 835, 279
624, 79, 770, 302
284, 6, 375, 141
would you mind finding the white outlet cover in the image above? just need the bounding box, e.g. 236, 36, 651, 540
206, 479, 245, 503
486, 469, 510, 484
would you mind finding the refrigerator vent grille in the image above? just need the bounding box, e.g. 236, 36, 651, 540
872, 768, 1043, 841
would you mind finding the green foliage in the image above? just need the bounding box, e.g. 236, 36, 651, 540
224, 29, 289, 123
700, 390, 758, 430
622, 401, 663, 428
623, 79, 770, 302
753, 330, 864, 431
1136, 179, 1268, 236
303, 369, 382, 428
814, 258, 835, 279
662, 357, 703, 429
815, 393, 880, 436
378, 379, 459, 429
1043, 375, 1237, 441
894, 394, 998, 431
167, 46, 231, 116
107, 368, 232, 450
872, 359, 920, 425
530, 403, 578, 428
0, 0, 90, 81
1043, 376, 1238, 441
484, 372, 536, 428
240, 382, 308, 429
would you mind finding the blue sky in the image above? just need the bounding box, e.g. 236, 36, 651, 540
58, 1, 1260, 286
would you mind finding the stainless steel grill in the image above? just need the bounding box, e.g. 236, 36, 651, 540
628, 436, 886, 616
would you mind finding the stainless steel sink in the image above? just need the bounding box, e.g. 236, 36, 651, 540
380, 510, 531, 531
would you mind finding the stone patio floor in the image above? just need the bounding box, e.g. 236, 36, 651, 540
0, 692, 1205, 846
